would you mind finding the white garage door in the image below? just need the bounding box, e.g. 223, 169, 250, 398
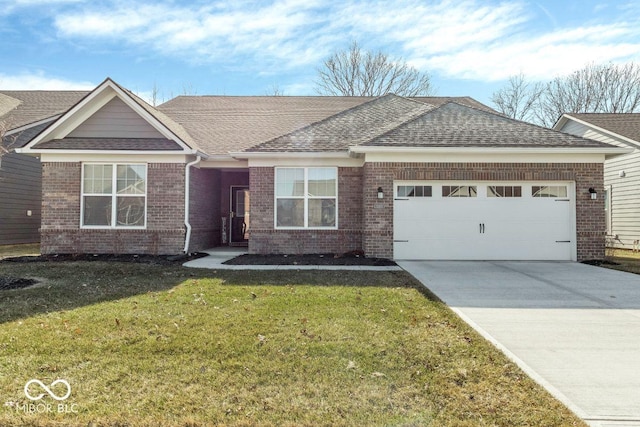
393, 182, 575, 260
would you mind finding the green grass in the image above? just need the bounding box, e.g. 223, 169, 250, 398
0, 261, 586, 427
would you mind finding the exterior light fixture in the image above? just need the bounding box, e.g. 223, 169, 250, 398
589, 188, 597, 200
619, 170, 626, 178
377, 187, 384, 199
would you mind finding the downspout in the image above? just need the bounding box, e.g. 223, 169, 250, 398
183, 155, 202, 253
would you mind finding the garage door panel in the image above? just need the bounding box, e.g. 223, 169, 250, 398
393, 182, 575, 261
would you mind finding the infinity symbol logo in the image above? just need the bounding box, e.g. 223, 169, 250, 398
24, 379, 71, 401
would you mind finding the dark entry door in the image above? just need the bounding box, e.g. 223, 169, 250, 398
230, 186, 249, 245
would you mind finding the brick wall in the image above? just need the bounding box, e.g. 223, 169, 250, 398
41, 162, 186, 255
363, 162, 605, 261
249, 166, 364, 254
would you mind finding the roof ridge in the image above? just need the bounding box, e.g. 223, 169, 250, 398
348, 97, 436, 146
357, 100, 449, 146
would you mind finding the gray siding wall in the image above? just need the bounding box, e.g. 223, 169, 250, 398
560, 120, 640, 249
68, 97, 164, 139
0, 152, 41, 244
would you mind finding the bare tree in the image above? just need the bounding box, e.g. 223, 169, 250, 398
150, 81, 161, 106
493, 62, 640, 126
315, 41, 433, 97
491, 73, 544, 122
265, 83, 286, 96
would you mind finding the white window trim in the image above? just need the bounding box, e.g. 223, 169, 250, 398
80, 163, 148, 229
274, 167, 338, 230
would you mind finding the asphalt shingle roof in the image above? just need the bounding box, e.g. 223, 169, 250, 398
3, 120, 52, 149
567, 113, 640, 143
247, 95, 434, 152
5, 83, 608, 155
157, 96, 372, 155
0, 90, 89, 130
246, 98, 611, 153
157, 95, 489, 155
365, 102, 614, 148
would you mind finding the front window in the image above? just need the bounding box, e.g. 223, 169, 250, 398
275, 167, 337, 228
82, 164, 147, 228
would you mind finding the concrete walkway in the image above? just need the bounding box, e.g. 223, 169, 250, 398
398, 260, 640, 427
183, 248, 402, 271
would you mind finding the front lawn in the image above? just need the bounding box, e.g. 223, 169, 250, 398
0, 261, 585, 426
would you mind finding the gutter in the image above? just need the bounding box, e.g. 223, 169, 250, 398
183, 155, 202, 253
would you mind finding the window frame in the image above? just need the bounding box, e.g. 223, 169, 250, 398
274, 167, 338, 230
80, 163, 148, 229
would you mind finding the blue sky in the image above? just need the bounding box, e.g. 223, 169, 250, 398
1, 0, 639, 106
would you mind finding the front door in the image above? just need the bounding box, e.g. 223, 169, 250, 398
230, 186, 249, 245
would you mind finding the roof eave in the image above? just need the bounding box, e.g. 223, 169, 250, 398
348, 145, 631, 155
16, 148, 204, 157
230, 151, 351, 160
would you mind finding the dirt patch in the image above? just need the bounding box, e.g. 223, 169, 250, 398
224, 252, 396, 266
0, 253, 207, 266
0, 276, 38, 291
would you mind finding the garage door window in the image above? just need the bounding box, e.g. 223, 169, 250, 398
488, 186, 522, 197
532, 185, 567, 198
397, 185, 432, 197
443, 185, 477, 197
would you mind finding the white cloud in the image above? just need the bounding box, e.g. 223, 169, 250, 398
417, 23, 640, 81
0, 72, 95, 90
54, 1, 329, 71
47, 0, 640, 83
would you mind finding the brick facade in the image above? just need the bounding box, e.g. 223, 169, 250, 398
41, 162, 186, 255
249, 166, 364, 254
40, 161, 605, 261
362, 162, 605, 261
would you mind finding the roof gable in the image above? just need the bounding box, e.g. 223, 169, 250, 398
21, 78, 197, 154
68, 97, 165, 139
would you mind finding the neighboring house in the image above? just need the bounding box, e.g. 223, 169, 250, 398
0, 90, 88, 245
554, 114, 640, 249
17, 78, 624, 261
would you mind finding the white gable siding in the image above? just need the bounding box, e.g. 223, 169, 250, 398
559, 119, 640, 249
68, 97, 164, 139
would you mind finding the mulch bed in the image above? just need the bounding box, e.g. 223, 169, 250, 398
0, 253, 208, 266
0, 276, 38, 291
224, 253, 397, 266
581, 259, 620, 266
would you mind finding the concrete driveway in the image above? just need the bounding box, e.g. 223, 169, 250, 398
398, 261, 640, 427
